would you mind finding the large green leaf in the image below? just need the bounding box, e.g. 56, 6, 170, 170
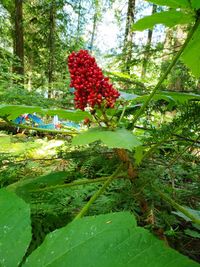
24, 212, 199, 267
0, 105, 43, 120
181, 25, 200, 78
146, 0, 190, 8
0, 105, 92, 122
132, 10, 194, 31
0, 189, 32, 267
72, 128, 142, 150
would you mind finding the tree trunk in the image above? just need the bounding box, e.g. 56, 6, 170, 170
13, 0, 24, 81
122, 0, 135, 74
48, 0, 56, 99
89, 9, 98, 51
76, 0, 82, 43
141, 4, 157, 78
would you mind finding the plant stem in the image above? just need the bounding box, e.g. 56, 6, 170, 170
131, 16, 200, 128
74, 164, 124, 220
31, 175, 124, 192
99, 107, 110, 127
152, 186, 200, 226
118, 103, 128, 124
5, 121, 77, 136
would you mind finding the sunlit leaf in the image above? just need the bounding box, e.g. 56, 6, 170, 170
0, 105, 92, 122
146, 0, 190, 9
72, 128, 142, 150
181, 25, 200, 78
132, 11, 194, 31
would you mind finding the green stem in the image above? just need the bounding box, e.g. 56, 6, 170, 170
131, 16, 200, 127
31, 175, 124, 192
74, 164, 124, 220
5, 121, 77, 136
153, 186, 200, 226
99, 107, 110, 127
118, 103, 128, 124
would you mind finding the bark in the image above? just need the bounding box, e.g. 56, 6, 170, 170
90, 10, 98, 51
169, 25, 187, 91
13, 0, 24, 80
48, 0, 56, 99
76, 0, 82, 43
141, 4, 157, 78
122, 0, 135, 74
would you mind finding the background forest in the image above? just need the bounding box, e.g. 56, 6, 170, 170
0, 0, 200, 266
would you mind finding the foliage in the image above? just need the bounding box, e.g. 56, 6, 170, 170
132, 10, 194, 31
72, 127, 141, 150
1, 0, 200, 265
0, 104, 92, 122
133, 0, 200, 78
0, 189, 31, 267
0, 189, 199, 267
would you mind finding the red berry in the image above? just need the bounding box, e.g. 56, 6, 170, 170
67, 50, 120, 110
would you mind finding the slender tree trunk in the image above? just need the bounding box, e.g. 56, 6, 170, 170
90, 11, 98, 51
141, 4, 157, 78
122, 0, 135, 74
48, 0, 56, 99
169, 25, 187, 91
13, 0, 24, 81
76, 0, 82, 43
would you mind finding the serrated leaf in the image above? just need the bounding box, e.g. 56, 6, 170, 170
181, 25, 200, 78
0, 189, 32, 267
132, 11, 194, 31
24, 212, 199, 267
72, 128, 142, 150
146, 0, 190, 9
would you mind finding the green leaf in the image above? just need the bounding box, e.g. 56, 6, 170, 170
134, 146, 145, 165
173, 207, 200, 222
0, 105, 92, 122
181, 25, 200, 78
0, 105, 43, 120
146, 0, 190, 8
132, 11, 194, 31
0, 189, 32, 267
72, 128, 142, 150
119, 90, 139, 100
191, 0, 200, 9
24, 212, 199, 267
184, 229, 200, 238
44, 109, 92, 122
8, 171, 70, 201
130, 91, 200, 106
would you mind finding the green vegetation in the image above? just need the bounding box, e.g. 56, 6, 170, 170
0, 0, 200, 266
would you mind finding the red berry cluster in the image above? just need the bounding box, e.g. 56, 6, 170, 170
68, 50, 120, 110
